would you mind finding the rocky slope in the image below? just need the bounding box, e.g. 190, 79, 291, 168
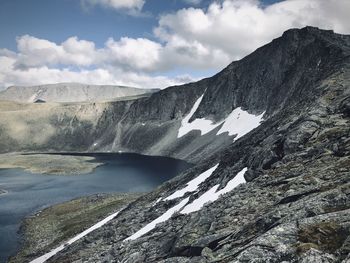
10, 193, 141, 263
0, 83, 156, 103
12, 26, 348, 262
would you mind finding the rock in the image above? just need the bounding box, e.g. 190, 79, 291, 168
299, 248, 337, 263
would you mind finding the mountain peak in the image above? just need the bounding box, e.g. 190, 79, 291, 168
282, 26, 334, 37
278, 26, 350, 49
190, 26, 350, 122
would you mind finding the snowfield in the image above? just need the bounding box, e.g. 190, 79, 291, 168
125, 198, 190, 241
181, 167, 247, 214
178, 94, 264, 141
164, 164, 219, 201
126, 167, 248, 241
217, 108, 265, 141
178, 94, 223, 138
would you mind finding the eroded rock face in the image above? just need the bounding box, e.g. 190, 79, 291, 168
16, 27, 350, 262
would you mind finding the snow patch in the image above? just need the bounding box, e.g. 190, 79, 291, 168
30, 210, 120, 263
178, 96, 264, 140
178, 94, 222, 138
125, 198, 189, 241
152, 197, 163, 206
181, 167, 247, 214
316, 59, 322, 67
217, 108, 264, 141
164, 164, 219, 201
28, 94, 37, 103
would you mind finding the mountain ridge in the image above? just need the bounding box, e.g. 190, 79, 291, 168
0, 82, 157, 103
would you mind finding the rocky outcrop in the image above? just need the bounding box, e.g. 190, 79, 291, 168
18, 27, 347, 263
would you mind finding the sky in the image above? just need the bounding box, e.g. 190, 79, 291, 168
0, 0, 350, 90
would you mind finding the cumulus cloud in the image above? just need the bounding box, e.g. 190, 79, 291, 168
1, 0, 350, 90
0, 50, 196, 89
155, 0, 350, 64
105, 37, 162, 72
12, 35, 164, 72
14, 35, 97, 69
0, 51, 194, 90
81, 0, 145, 15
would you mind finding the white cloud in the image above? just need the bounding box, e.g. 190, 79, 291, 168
81, 0, 145, 15
155, 0, 350, 63
0, 50, 195, 90
1, 0, 350, 90
14, 35, 97, 69
12, 35, 164, 72
0, 34, 200, 90
105, 37, 162, 71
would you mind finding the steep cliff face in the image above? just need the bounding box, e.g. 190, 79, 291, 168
13, 27, 347, 262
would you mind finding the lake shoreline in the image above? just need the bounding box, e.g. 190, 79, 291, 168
0, 152, 192, 262
9, 193, 142, 263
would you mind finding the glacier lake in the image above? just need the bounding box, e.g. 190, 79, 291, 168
0, 153, 192, 262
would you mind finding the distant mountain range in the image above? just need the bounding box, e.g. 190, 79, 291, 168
0, 83, 157, 103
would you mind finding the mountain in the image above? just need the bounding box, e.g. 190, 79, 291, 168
5, 26, 350, 262
0, 83, 156, 103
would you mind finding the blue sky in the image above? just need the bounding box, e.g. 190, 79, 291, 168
1, 0, 153, 50
0, 0, 349, 90
0, 0, 281, 50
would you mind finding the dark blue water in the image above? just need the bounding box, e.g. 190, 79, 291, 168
0, 153, 191, 262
